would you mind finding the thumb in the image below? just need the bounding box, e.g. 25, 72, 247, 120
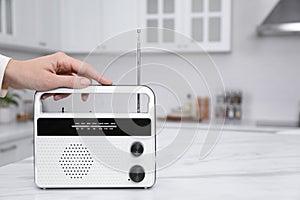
52, 75, 91, 89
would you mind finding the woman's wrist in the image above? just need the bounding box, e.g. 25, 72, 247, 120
3, 59, 18, 89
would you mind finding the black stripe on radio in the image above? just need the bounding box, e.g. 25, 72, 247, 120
37, 118, 151, 136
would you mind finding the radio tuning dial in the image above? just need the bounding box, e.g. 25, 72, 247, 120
129, 165, 145, 183
131, 142, 144, 157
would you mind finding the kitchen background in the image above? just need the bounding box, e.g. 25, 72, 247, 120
2, 1, 300, 197
1, 0, 299, 124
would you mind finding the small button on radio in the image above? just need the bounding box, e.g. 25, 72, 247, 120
129, 165, 145, 183
131, 142, 144, 157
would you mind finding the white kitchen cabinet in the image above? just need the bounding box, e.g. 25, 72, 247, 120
0, 141, 18, 167
0, 0, 38, 48
1, 0, 231, 53
98, 0, 138, 52
59, 0, 138, 53
138, 0, 183, 51
0, 122, 33, 167
0, 0, 107, 53
0, 0, 60, 51
0, 0, 16, 45
138, 0, 231, 52
59, 0, 102, 53
36, 0, 60, 50
0, 137, 33, 167
183, 0, 231, 52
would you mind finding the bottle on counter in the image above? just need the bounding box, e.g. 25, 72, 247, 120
226, 91, 235, 120
215, 92, 226, 120
196, 96, 202, 122
234, 91, 242, 120
185, 93, 193, 116
226, 104, 235, 120
224, 90, 243, 121
203, 97, 210, 121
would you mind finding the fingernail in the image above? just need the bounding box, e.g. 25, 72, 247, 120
80, 78, 91, 86
99, 77, 112, 85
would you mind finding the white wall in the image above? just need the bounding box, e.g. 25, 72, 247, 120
212, 0, 300, 122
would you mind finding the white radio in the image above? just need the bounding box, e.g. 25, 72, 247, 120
34, 86, 156, 188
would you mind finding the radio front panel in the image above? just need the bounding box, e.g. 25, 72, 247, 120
34, 86, 156, 188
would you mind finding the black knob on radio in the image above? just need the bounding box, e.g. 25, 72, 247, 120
129, 165, 145, 183
131, 142, 144, 157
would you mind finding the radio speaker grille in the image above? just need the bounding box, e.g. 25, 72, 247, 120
59, 143, 94, 179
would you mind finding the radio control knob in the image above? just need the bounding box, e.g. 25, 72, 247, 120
131, 142, 144, 156
129, 165, 145, 183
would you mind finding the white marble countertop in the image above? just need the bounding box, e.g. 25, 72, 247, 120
0, 121, 33, 144
0, 128, 300, 200
158, 120, 299, 133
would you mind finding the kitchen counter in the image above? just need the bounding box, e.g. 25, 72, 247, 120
158, 120, 298, 133
0, 128, 300, 200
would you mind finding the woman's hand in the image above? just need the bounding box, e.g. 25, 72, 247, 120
3, 52, 112, 100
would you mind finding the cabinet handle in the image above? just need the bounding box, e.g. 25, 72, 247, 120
0, 145, 17, 153
5, 0, 13, 35
38, 42, 47, 47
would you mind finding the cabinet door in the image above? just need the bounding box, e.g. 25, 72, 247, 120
0, 137, 33, 167
0, 0, 16, 44
99, 0, 137, 52
0, 0, 38, 48
15, 137, 33, 161
0, 140, 18, 166
60, 0, 101, 53
0, 0, 60, 51
183, 0, 231, 52
138, 0, 183, 52
36, 0, 60, 50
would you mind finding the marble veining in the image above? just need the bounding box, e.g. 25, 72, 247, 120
0, 130, 300, 200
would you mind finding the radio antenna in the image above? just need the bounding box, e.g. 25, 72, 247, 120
136, 29, 141, 113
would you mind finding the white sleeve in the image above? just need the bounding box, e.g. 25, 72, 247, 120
0, 54, 11, 97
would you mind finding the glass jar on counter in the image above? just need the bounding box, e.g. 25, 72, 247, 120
215, 93, 226, 119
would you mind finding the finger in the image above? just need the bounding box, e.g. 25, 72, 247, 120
65, 56, 112, 85
53, 92, 89, 102
81, 93, 89, 102
41, 93, 53, 100
77, 63, 112, 85
53, 93, 71, 101
52, 74, 92, 89
41, 93, 71, 101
